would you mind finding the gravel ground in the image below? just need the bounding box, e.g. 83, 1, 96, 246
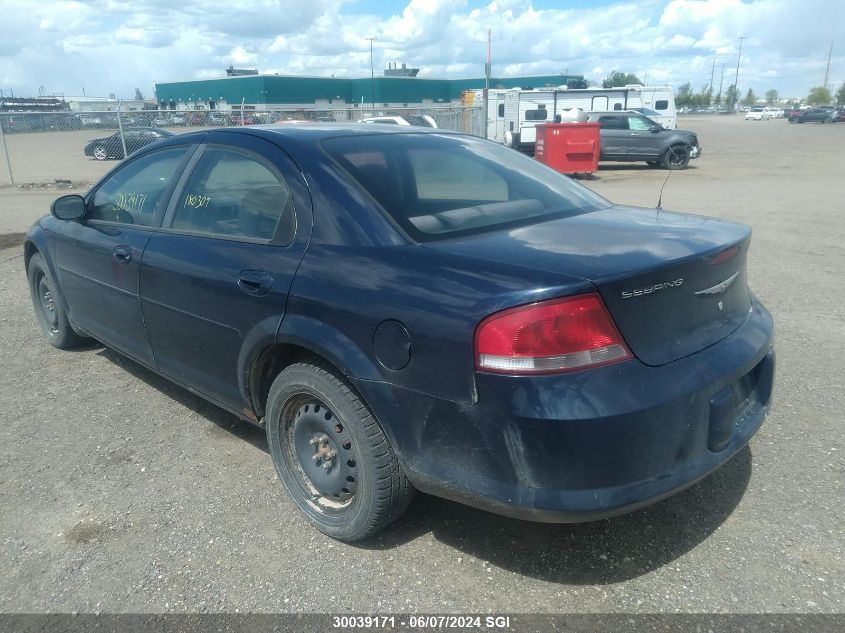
0, 115, 842, 614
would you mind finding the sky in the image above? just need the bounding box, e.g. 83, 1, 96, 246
0, 0, 842, 101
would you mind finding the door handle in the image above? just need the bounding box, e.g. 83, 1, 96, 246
237, 271, 273, 297
113, 245, 132, 264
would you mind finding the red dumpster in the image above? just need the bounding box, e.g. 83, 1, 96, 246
534, 122, 601, 175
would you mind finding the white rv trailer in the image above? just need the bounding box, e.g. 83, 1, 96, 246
473, 85, 677, 147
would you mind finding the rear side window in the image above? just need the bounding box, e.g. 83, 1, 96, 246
170, 147, 294, 242
525, 108, 547, 121
598, 116, 627, 130
654, 100, 669, 110
409, 150, 508, 202
89, 146, 190, 225
323, 133, 608, 241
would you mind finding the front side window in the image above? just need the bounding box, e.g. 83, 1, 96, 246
170, 147, 294, 242
89, 146, 190, 225
323, 133, 609, 241
628, 116, 655, 131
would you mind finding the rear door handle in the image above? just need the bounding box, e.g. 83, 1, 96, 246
237, 271, 273, 297
113, 245, 132, 264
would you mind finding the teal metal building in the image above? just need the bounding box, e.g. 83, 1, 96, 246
154, 74, 585, 110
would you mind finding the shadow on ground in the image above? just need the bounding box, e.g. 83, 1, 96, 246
96, 344, 752, 585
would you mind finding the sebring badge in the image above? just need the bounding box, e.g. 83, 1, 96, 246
694, 271, 739, 296
621, 279, 684, 299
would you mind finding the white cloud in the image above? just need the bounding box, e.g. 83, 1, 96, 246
0, 0, 842, 100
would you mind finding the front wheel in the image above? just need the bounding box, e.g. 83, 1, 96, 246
663, 145, 690, 170
265, 362, 414, 541
27, 253, 88, 349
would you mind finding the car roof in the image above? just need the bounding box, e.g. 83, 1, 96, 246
249, 123, 454, 140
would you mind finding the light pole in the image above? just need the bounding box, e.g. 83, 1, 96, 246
717, 63, 728, 105
732, 36, 746, 110
366, 37, 375, 109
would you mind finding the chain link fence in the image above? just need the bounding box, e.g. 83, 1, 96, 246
0, 106, 484, 188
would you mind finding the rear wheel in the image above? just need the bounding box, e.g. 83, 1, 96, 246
663, 144, 690, 170
27, 253, 87, 349
92, 146, 108, 160
265, 361, 414, 541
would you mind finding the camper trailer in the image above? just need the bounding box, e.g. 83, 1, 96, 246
473, 85, 677, 149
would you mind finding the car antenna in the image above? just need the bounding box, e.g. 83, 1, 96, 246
656, 147, 676, 210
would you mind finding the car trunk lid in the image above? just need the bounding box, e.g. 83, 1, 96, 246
424, 205, 752, 367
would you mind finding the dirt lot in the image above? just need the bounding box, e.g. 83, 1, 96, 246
0, 116, 843, 614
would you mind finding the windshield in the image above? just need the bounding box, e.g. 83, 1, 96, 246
322, 133, 610, 241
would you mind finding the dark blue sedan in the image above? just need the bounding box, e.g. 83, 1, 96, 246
25, 125, 775, 541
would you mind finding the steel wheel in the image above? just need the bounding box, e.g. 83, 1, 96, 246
280, 395, 361, 515
265, 361, 414, 541
27, 252, 87, 349
35, 272, 59, 334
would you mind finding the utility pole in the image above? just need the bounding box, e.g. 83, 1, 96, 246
483, 28, 491, 139
732, 36, 746, 110
709, 58, 716, 105
717, 63, 728, 104
823, 40, 833, 91
366, 37, 375, 109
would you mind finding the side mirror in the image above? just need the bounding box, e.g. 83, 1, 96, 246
649, 125, 662, 133
51, 194, 86, 221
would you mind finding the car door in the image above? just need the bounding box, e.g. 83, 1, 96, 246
55, 145, 195, 366
139, 133, 312, 412
596, 116, 629, 158
625, 115, 663, 160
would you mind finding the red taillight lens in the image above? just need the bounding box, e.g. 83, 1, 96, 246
475, 293, 632, 374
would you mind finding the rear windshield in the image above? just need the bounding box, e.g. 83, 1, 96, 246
322, 133, 609, 241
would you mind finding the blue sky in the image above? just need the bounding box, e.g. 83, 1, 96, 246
0, 0, 842, 100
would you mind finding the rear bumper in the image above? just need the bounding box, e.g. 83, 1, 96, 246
355, 298, 774, 522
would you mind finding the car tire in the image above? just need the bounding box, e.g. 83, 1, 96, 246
27, 252, 88, 350
92, 146, 108, 161
663, 144, 690, 170
265, 361, 415, 541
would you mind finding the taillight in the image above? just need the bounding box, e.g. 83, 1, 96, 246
475, 293, 632, 374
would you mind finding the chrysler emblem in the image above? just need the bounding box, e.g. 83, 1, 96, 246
695, 271, 739, 296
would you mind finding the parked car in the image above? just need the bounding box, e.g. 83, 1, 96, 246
27, 125, 774, 541
83, 127, 175, 160
745, 106, 771, 121
833, 109, 845, 123
361, 115, 438, 128
207, 112, 230, 126
230, 112, 257, 125
788, 107, 835, 123
587, 112, 701, 169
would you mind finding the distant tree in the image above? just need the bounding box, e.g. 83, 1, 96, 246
741, 88, 757, 106
806, 86, 832, 105
699, 83, 713, 107
835, 82, 845, 105
602, 71, 643, 88
765, 89, 778, 104
675, 82, 694, 107
725, 84, 738, 107
134, 88, 145, 101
